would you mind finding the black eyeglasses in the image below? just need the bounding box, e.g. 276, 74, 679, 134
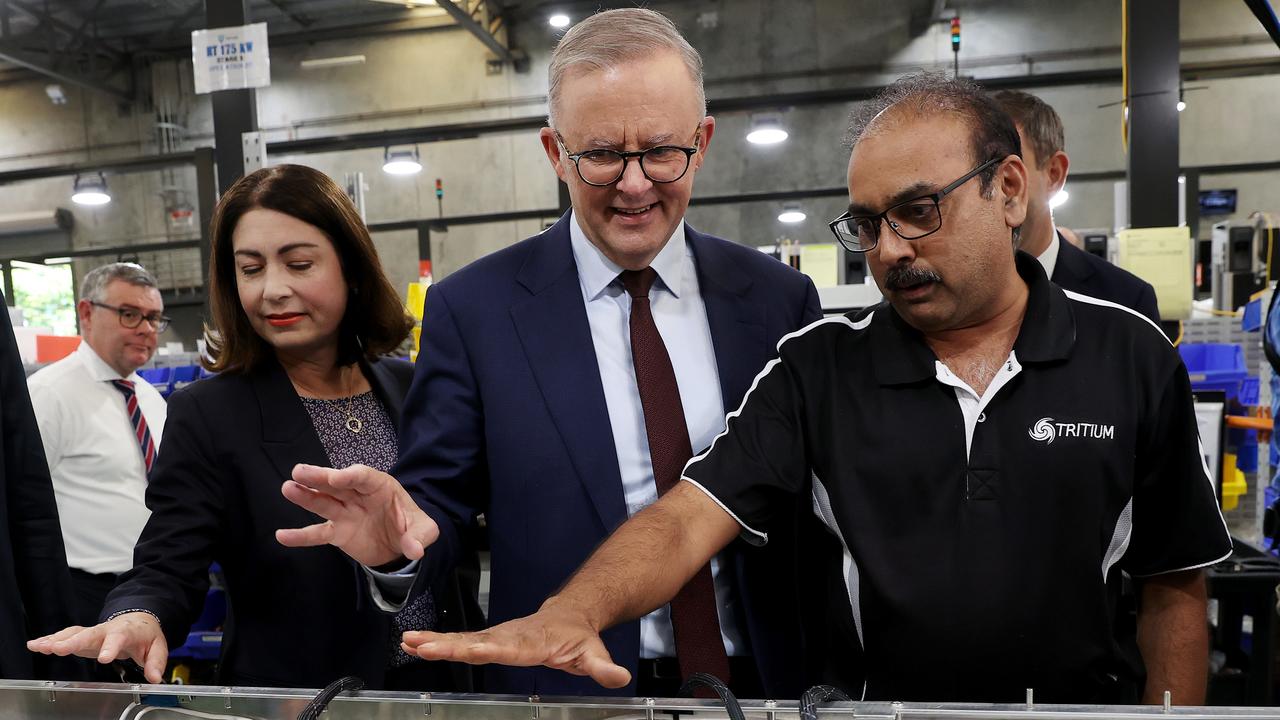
90, 301, 171, 332
828, 157, 1002, 253
555, 129, 700, 187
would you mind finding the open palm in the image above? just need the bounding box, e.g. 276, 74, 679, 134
276, 463, 440, 567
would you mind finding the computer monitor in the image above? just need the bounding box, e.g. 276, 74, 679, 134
1199, 189, 1238, 216
1193, 389, 1227, 506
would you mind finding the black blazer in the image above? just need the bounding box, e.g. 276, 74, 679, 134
1051, 233, 1161, 324
102, 355, 478, 690
0, 291, 79, 680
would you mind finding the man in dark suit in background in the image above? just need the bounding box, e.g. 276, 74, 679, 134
278, 7, 820, 700
992, 90, 1161, 323
0, 291, 80, 680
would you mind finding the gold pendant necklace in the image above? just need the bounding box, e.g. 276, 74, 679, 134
344, 365, 363, 434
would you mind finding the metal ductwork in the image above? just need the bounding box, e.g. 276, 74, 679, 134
0, 209, 74, 237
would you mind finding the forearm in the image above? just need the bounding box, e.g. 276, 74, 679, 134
1138, 569, 1210, 705
545, 481, 740, 632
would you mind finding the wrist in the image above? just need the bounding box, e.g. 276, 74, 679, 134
540, 595, 603, 632
106, 608, 161, 626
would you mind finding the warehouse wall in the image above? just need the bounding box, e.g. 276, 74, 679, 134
1, 0, 1278, 343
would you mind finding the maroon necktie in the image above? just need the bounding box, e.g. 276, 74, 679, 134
111, 379, 156, 473
620, 268, 731, 686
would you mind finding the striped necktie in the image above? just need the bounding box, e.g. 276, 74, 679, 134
111, 379, 156, 473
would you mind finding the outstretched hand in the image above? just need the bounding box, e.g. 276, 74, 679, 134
401, 600, 631, 689
27, 612, 168, 684
276, 463, 440, 568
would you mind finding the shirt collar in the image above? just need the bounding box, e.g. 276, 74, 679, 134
1035, 225, 1061, 279
568, 211, 688, 300
870, 251, 1076, 387
76, 340, 139, 383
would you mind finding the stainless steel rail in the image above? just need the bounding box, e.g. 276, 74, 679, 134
2, 681, 1280, 720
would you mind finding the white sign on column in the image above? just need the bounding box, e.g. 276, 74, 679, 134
191, 23, 271, 95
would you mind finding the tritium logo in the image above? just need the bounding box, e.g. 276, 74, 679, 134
1028, 417, 1114, 445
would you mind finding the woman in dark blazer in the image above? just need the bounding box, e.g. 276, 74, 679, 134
29, 164, 479, 690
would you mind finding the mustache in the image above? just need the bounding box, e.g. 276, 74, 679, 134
883, 264, 942, 291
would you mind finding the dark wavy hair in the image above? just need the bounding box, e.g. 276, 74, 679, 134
846, 72, 1022, 198
202, 164, 413, 373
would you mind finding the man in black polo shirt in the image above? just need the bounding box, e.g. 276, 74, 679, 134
399, 75, 1232, 704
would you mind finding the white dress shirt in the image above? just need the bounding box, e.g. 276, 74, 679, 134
1035, 225, 1061, 279
27, 341, 166, 574
569, 212, 748, 659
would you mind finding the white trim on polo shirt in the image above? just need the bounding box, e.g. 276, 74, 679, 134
682, 313, 875, 545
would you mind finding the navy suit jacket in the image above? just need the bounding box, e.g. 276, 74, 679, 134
397, 212, 822, 697
1051, 233, 1160, 324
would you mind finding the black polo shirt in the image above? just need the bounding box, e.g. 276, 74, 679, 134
683, 252, 1232, 703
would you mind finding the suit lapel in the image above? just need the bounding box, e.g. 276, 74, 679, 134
510, 215, 628, 531
363, 359, 406, 429
687, 226, 769, 414
251, 359, 331, 481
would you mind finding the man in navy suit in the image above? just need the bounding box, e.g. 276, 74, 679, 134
992, 90, 1160, 323
279, 8, 820, 698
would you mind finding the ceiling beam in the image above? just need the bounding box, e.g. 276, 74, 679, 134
435, 0, 516, 64
162, 0, 203, 38
51, 0, 107, 70
1242, 0, 1280, 49
263, 0, 313, 29
139, 12, 456, 54
4, 0, 126, 61
0, 35, 132, 100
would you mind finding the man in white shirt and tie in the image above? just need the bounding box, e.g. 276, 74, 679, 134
28, 262, 169, 640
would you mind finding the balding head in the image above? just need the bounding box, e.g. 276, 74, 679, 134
848, 73, 1021, 199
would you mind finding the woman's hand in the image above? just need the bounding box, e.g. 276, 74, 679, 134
277, 463, 440, 568
27, 612, 169, 683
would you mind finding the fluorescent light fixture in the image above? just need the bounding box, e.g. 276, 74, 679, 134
382, 147, 423, 176
777, 204, 806, 224
549, 13, 571, 28
43, 257, 72, 265
71, 173, 111, 206
747, 115, 788, 145
1049, 189, 1069, 209
301, 55, 367, 70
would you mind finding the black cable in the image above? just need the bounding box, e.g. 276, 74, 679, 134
678, 673, 745, 720
799, 685, 851, 720
296, 676, 364, 720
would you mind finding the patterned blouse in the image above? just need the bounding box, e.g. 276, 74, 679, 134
299, 390, 433, 667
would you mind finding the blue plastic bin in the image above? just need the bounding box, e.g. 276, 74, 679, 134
1180, 343, 1249, 401
137, 367, 172, 387
1243, 295, 1264, 332
1237, 430, 1260, 473
1239, 376, 1261, 407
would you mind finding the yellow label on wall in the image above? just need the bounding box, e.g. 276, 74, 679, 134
1116, 226, 1193, 321
799, 243, 840, 289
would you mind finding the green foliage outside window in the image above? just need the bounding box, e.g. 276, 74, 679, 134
11, 262, 77, 336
